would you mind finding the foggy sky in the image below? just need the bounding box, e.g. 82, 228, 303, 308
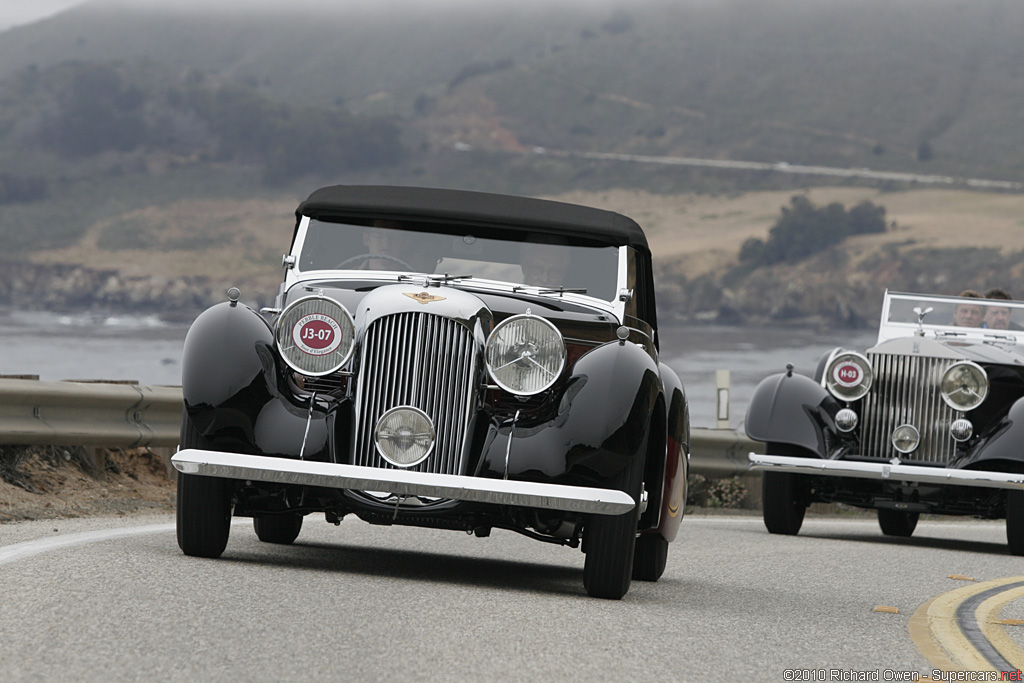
0, 0, 82, 31
0, 0, 633, 31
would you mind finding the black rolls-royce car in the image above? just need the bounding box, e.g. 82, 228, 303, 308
171, 185, 689, 599
747, 290, 1024, 553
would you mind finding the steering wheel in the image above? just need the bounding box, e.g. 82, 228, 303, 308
335, 253, 415, 271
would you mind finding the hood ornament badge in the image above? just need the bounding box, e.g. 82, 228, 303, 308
404, 291, 447, 305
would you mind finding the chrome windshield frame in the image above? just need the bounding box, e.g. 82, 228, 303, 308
285, 215, 630, 321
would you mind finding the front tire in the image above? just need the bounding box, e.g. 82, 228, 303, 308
176, 411, 233, 558
583, 445, 646, 600
1007, 491, 1024, 556
878, 509, 919, 537
762, 471, 807, 535
632, 532, 669, 582
254, 513, 303, 544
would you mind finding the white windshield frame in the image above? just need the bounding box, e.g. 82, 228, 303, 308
285, 215, 630, 319
878, 290, 1024, 346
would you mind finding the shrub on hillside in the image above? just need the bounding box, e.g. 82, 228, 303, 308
739, 195, 888, 266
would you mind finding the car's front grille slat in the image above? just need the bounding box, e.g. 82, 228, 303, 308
861, 354, 957, 464
354, 312, 476, 476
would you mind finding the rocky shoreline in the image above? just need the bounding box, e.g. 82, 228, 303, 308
5, 244, 1020, 330
0, 262, 275, 323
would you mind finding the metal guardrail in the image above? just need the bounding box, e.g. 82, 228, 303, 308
0, 378, 182, 448
0, 378, 760, 476
691, 427, 761, 478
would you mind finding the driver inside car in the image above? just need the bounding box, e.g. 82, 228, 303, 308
360, 220, 416, 271
520, 239, 571, 288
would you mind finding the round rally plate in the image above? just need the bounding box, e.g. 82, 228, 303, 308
292, 313, 343, 356
832, 360, 862, 387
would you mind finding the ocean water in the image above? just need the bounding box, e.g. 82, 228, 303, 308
0, 309, 190, 387
0, 309, 876, 429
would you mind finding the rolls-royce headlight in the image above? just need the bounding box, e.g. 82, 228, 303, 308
824, 351, 873, 401
485, 314, 566, 395
835, 408, 858, 432
276, 296, 355, 376
375, 406, 435, 467
950, 418, 974, 442
940, 361, 988, 411
892, 424, 920, 454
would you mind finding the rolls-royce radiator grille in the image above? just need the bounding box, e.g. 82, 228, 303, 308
860, 353, 957, 464
353, 312, 477, 475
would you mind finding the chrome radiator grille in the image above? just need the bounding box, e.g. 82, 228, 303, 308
353, 312, 477, 475
860, 353, 957, 464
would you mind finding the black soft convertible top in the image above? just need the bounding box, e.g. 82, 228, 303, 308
296, 185, 650, 254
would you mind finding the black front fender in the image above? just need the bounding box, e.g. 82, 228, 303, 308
744, 371, 842, 457
964, 397, 1024, 472
181, 302, 328, 458
480, 341, 662, 488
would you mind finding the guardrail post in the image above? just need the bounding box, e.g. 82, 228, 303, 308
715, 369, 730, 429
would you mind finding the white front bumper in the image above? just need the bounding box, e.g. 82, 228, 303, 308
172, 449, 636, 515
748, 453, 1024, 491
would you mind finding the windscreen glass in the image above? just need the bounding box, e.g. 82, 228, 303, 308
297, 219, 620, 300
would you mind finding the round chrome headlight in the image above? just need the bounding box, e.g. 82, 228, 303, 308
835, 408, 858, 433
892, 424, 920, 454
374, 406, 435, 467
823, 351, 873, 401
276, 296, 355, 376
485, 314, 566, 396
950, 418, 974, 442
940, 361, 988, 411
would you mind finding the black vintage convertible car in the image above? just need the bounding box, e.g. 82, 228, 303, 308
171, 185, 688, 599
747, 290, 1024, 553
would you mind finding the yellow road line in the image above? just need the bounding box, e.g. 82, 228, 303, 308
908, 596, 961, 672
908, 577, 1024, 672
977, 584, 1024, 668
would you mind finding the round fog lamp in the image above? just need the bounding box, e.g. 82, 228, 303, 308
374, 407, 435, 467
891, 424, 921, 454
835, 408, 858, 433
950, 418, 974, 442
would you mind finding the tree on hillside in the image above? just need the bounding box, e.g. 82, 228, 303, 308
44, 63, 148, 157
24, 61, 407, 186
739, 195, 888, 267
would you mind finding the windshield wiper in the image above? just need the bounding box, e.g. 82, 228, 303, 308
397, 273, 473, 286
512, 285, 588, 297
428, 273, 473, 285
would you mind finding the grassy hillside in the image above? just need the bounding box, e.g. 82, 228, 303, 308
0, 0, 1021, 181
0, 0, 1021, 322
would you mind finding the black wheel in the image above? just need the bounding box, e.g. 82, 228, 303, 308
878, 509, 919, 537
254, 513, 303, 544
761, 471, 807, 535
632, 532, 669, 582
1007, 490, 1024, 556
176, 411, 233, 558
583, 445, 645, 600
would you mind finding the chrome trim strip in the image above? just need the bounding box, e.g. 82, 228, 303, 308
172, 449, 635, 515
748, 453, 1024, 490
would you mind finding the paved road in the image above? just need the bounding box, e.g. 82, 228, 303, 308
2, 513, 1023, 682
564, 150, 1024, 192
